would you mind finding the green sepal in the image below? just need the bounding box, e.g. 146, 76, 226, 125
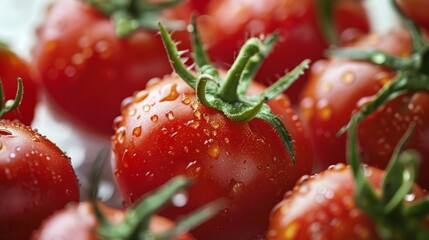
0, 77, 23, 118
88, 149, 222, 240
85, 0, 184, 37
159, 19, 310, 161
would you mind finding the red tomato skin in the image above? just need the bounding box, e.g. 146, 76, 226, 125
299, 29, 429, 189
32, 201, 194, 240
199, 0, 369, 103
111, 75, 313, 240
397, 0, 429, 31
266, 164, 427, 239
0, 47, 38, 125
0, 120, 79, 240
32, 0, 191, 137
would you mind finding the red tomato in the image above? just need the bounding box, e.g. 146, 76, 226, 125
32, 0, 191, 137
266, 163, 427, 239
198, 0, 369, 103
0, 120, 79, 240
32, 201, 193, 240
299, 29, 429, 189
111, 73, 313, 240
0, 46, 38, 125
397, 0, 429, 31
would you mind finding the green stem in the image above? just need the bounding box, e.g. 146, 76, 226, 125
159, 22, 197, 88
219, 38, 261, 102
257, 60, 310, 101
317, 0, 339, 46
0, 78, 23, 118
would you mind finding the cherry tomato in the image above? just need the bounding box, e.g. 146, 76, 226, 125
266, 163, 428, 239
0, 45, 38, 125
198, 0, 369, 103
397, 0, 429, 31
32, 0, 191, 137
0, 120, 79, 240
111, 74, 313, 240
299, 29, 429, 189
32, 201, 193, 240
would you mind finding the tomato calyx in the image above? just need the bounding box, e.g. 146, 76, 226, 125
331, 0, 429, 134
0, 77, 23, 118
347, 117, 429, 239
85, 0, 185, 37
159, 18, 310, 162
89, 149, 224, 240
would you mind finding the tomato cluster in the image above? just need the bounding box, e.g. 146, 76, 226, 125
2, 0, 429, 239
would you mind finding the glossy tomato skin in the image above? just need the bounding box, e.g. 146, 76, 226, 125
0, 120, 79, 240
111, 75, 313, 240
299, 29, 429, 189
32, 0, 191, 137
0, 47, 38, 125
199, 0, 369, 103
397, 0, 429, 31
266, 164, 427, 239
32, 201, 194, 240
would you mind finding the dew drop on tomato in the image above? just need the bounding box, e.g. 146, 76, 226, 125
172, 191, 188, 207
159, 83, 180, 102
150, 115, 159, 122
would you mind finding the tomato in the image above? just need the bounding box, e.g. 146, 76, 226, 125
397, 0, 429, 31
0, 45, 38, 125
32, 201, 194, 240
112, 74, 313, 239
299, 26, 429, 189
0, 120, 79, 240
198, 0, 370, 103
266, 163, 428, 239
31, 0, 191, 137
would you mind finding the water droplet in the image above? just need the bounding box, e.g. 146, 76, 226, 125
320, 82, 332, 92
9, 153, 16, 159
112, 116, 124, 131
46, 156, 51, 161
64, 66, 76, 78
145, 172, 154, 181
341, 71, 355, 84
224, 138, 230, 144
114, 170, 121, 177
300, 97, 314, 119
191, 101, 199, 110
186, 120, 200, 129
172, 191, 188, 207
207, 141, 220, 159
134, 90, 149, 103
297, 175, 310, 185
128, 107, 137, 116
166, 111, 175, 120
316, 99, 331, 120
203, 113, 210, 123
182, 97, 191, 105
4, 168, 12, 180
210, 121, 220, 129
161, 127, 168, 134
150, 115, 159, 122
183, 146, 189, 153
143, 104, 151, 112
160, 83, 180, 102
120, 97, 134, 111
71, 53, 85, 65
116, 127, 126, 144
228, 179, 245, 197
132, 126, 142, 137
194, 111, 202, 120
404, 193, 415, 202
186, 161, 201, 177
